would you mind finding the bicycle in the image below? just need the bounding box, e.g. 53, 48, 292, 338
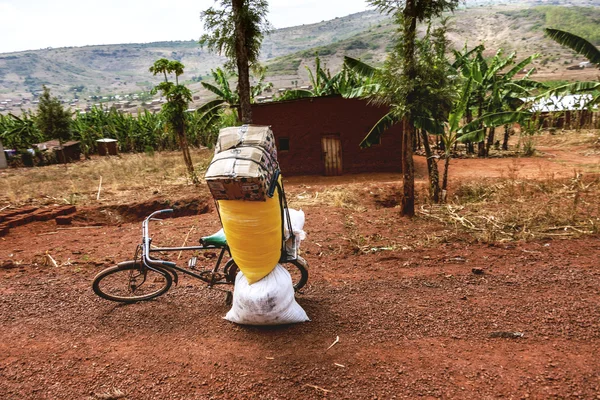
92, 180, 309, 304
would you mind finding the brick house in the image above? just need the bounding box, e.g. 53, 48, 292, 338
250, 95, 404, 176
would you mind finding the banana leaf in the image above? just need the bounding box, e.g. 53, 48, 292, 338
545, 29, 600, 65
360, 111, 401, 148
344, 56, 378, 79
540, 81, 600, 98
458, 111, 530, 143
343, 83, 381, 99
414, 115, 445, 136
504, 54, 540, 80
201, 82, 226, 100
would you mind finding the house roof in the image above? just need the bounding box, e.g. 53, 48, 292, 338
524, 94, 595, 112
35, 140, 80, 150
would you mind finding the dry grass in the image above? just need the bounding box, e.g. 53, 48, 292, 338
534, 128, 600, 148
420, 172, 600, 243
288, 186, 367, 212
0, 149, 213, 207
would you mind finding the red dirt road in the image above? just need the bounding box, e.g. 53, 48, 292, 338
1, 147, 600, 399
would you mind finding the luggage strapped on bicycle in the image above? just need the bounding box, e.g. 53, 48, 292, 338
211, 167, 298, 264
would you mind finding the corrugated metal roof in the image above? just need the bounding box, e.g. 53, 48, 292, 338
524, 94, 595, 112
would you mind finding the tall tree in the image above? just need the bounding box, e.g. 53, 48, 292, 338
344, 21, 454, 204
200, 0, 271, 124
150, 59, 198, 183
36, 86, 72, 149
366, 0, 460, 215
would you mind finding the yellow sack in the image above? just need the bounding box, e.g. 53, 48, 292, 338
218, 189, 282, 284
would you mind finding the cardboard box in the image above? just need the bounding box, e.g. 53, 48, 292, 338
205, 146, 278, 201
215, 125, 277, 163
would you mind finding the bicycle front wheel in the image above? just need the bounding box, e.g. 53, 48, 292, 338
92, 261, 172, 303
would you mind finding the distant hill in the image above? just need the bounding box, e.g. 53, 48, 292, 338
0, 0, 598, 114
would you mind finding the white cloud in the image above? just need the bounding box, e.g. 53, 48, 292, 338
0, 0, 371, 53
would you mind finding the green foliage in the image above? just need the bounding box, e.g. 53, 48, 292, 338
0, 112, 42, 151
540, 6, 600, 46
545, 28, 600, 66
36, 86, 72, 145
199, 0, 271, 70
499, 6, 600, 46
352, 17, 457, 147
267, 56, 303, 74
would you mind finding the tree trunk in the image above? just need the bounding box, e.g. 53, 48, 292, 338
467, 142, 474, 154
441, 153, 451, 202
502, 124, 510, 150
233, 0, 252, 124
477, 101, 485, 157
178, 127, 198, 184
420, 129, 440, 203
413, 127, 420, 151
477, 141, 485, 157
485, 126, 494, 156
401, 119, 415, 217
398, 0, 417, 217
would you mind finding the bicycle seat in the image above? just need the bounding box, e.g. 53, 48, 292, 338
200, 228, 227, 247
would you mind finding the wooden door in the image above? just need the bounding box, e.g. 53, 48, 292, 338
321, 136, 342, 176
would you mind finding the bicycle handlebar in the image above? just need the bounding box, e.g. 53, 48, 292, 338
142, 209, 176, 269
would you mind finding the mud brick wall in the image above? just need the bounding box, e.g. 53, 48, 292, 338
251, 96, 404, 176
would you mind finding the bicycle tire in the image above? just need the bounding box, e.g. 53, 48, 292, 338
224, 257, 309, 291
92, 261, 172, 303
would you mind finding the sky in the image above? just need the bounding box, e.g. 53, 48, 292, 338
0, 0, 372, 54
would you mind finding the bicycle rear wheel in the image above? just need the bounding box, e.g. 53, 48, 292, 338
224, 256, 308, 291
92, 261, 172, 303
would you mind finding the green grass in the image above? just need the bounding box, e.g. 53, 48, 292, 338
499, 6, 600, 45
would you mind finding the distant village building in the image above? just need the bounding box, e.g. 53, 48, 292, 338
36, 140, 82, 163
96, 138, 118, 156
524, 94, 597, 129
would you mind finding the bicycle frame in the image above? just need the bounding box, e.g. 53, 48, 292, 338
139, 175, 299, 288
140, 209, 233, 287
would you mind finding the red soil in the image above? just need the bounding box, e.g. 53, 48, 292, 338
1, 139, 600, 399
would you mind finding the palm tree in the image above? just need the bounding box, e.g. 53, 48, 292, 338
150, 59, 198, 183
200, 0, 271, 124
344, 20, 454, 204
365, 0, 461, 216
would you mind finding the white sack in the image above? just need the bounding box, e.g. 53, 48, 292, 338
283, 208, 306, 255
225, 264, 310, 325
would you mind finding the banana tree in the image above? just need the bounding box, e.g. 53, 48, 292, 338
440, 76, 471, 194
193, 67, 240, 145
453, 46, 542, 156
0, 112, 42, 151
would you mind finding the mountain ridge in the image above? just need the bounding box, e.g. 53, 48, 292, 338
0, 1, 599, 113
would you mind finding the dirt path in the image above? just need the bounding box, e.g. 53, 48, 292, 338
1, 136, 600, 399
1, 201, 600, 399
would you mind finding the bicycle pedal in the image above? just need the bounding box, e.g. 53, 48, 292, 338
188, 256, 198, 269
